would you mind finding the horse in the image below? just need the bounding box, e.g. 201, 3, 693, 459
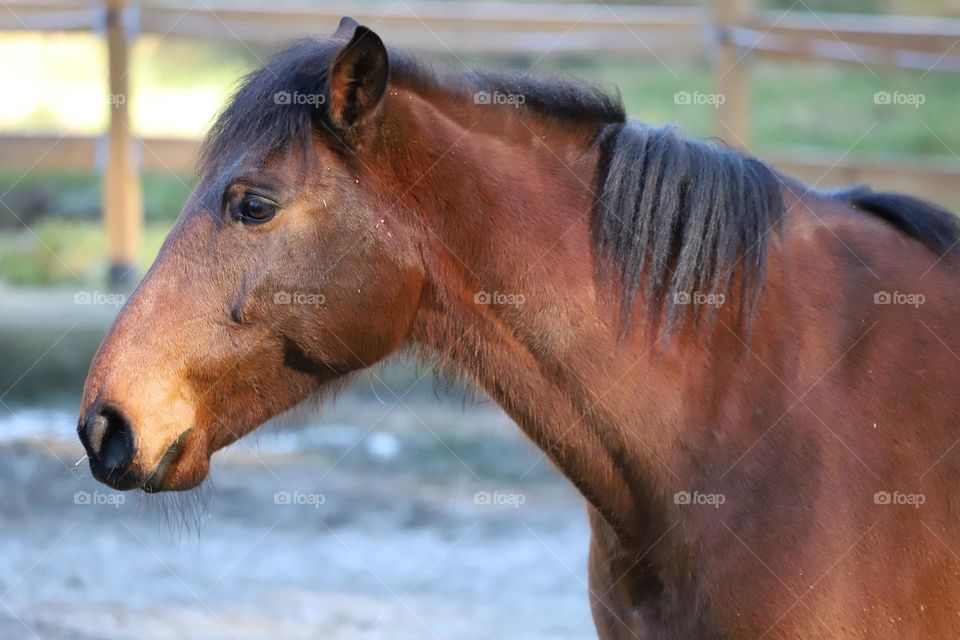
78, 16, 960, 639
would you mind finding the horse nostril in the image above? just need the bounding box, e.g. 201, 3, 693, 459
84, 407, 135, 476
87, 413, 109, 454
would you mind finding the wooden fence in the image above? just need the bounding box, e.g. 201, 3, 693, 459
2, 0, 960, 286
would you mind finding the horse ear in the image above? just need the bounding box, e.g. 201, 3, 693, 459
327, 22, 389, 130
333, 16, 359, 40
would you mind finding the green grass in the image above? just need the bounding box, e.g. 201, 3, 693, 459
0, 219, 168, 287
517, 56, 960, 157
0, 170, 192, 224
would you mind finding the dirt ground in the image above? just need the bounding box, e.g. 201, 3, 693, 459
0, 396, 596, 640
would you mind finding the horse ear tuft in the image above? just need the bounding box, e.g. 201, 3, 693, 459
327, 24, 389, 130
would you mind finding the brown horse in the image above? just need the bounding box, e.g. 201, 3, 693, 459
79, 17, 960, 639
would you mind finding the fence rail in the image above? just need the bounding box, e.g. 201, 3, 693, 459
6, 2, 960, 56
2, 0, 960, 285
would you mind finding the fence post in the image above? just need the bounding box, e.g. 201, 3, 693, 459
104, 0, 142, 290
714, 0, 752, 149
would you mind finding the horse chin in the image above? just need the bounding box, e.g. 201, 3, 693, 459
141, 429, 210, 493
142, 457, 209, 492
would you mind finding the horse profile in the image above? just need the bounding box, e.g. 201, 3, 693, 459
79, 17, 960, 639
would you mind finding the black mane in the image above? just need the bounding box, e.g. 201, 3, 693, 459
199, 38, 342, 181
593, 122, 785, 333
844, 187, 960, 255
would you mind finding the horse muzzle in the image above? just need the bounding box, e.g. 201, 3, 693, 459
78, 404, 193, 492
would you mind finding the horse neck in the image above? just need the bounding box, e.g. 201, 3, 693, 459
385, 87, 712, 552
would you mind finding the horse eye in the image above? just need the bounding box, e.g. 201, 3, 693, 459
236, 194, 278, 224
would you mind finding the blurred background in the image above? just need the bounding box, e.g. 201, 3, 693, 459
1, 1, 958, 638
